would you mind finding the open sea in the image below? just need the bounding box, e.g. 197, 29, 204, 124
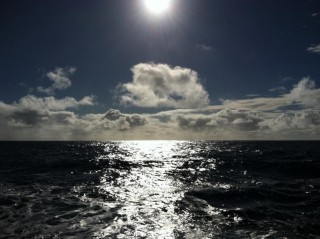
0, 141, 319, 239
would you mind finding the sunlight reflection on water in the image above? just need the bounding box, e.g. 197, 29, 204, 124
1, 141, 317, 238
75, 140, 239, 238
95, 141, 188, 238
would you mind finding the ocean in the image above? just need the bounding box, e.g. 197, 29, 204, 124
0, 141, 319, 238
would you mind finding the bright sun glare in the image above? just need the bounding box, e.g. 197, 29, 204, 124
144, 0, 172, 14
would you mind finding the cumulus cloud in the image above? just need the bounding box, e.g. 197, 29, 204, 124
260, 110, 320, 132
0, 65, 148, 140
15, 95, 95, 111
172, 108, 320, 140
285, 77, 320, 107
103, 109, 124, 121
1, 68, 320, 140
177, 115, 212, 130
8, 110, 48, 127
0, 106, 148, 140
37, 67, 76, 95
102, 109, 147, 130
307, 44, 320, 54
217, 108, 263, 130
0, 94, 95, 129
154, 77, 320, 139
0, 65, 99, 133
176, 108, 263, 131
119, 63, 210, 109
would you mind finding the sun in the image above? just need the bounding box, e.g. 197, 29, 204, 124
143, 0, 172, 14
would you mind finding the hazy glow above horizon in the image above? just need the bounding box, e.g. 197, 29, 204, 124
143, 0, 172, 14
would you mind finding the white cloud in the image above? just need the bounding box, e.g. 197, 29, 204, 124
285, 77, 320, 107
219, 96, 290, 111
217, 78, 320, 111
1, 70, 320, 140
171, 107, 320, 140
0, 102, 16, 114
0, 106, 148, 140
119, 63, 210, 109
37, 67, 76, 95
307, 44, 320, 54
0, 94, 95, 131
260, 110, 320, 132
15, 95, 95, 111
176, 108, 263, 131
102, 109, 148, 130
103, 109, 124, 121
8, 110, 49, 127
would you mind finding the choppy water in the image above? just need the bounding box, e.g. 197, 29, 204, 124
0, 141, 319, 238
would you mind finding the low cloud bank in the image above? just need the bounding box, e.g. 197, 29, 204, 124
1, 65, 320, 140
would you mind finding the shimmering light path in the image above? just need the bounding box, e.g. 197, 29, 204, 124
94, 141, 188, 238
1, 141, 319, 238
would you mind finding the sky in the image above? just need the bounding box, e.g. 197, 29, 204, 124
0, 0, 320, 140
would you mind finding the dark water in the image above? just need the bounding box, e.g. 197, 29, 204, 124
0, 141, 319, 238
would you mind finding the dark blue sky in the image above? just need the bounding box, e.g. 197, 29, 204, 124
1, 0, 320, 112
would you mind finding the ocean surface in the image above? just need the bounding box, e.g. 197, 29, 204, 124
0, 141, 319, 239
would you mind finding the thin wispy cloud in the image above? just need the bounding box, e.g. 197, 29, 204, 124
269, 86, 287, 93
220, 77, 320, 111
196, 44, 213, 51
246, 94, 260, 98
307, 44, 320, 54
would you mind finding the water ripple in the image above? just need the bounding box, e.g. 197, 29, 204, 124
0, 141, 319, 238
